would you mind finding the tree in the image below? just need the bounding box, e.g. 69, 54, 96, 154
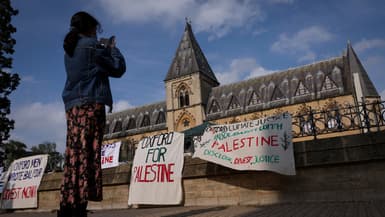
0, 0, 21, 146
30, 142, 57, 154
3, 140, 27, 169
31, 142, 64, 172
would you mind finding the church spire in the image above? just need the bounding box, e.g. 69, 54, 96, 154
347, 42, 378, 97
164, 21, 219, 85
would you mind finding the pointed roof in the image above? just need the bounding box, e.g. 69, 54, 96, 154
206, 56, 347, 120
104, 101, 167, 139
347, 42, 378, 97
164, 22, 219, 84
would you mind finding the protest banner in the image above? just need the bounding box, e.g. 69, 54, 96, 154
101, 141, 121, 169
1, 154, 48, 209
0, 167, 4, 193
193, 113, 296, 175
128, 132, 184, 205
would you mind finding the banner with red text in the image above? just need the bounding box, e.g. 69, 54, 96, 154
128, 132, 184, 205
1, 154, 48, 209
101, 141, 121, 169
0, 167, 4, 193
193, 113, 295, 175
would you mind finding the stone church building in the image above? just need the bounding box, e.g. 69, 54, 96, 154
103, 22, 379, 159
35, 22, 385, 212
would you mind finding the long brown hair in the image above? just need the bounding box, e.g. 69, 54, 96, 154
63, 11, 101, 57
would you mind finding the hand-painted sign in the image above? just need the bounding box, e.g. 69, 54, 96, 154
101, 141, 121, 169
128, 132, 184, 205
0, 167, 4, 193
193, 113, 295, 175
1, 154, 48, 209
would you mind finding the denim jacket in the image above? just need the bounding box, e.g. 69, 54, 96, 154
62, 36, 126, 112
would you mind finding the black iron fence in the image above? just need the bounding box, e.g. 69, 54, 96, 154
64, 100, 385, 165
292, 100, 385, 139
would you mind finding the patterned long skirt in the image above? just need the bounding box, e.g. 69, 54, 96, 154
60, 103, 105, 208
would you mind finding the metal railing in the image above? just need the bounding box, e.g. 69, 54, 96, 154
292, 100, 385, 139
103, 100, 385, 164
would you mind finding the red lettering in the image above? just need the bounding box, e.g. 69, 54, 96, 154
218, 144, 226, 152
158, 164, 166, 182
233, 139, 239, 151
2, 187, 22, 200
226, 142, 233, 152
261, 136, 271, 146
240, 137, 253, 148
213, 136, 280, 152
134, 166, 142, 183
167, 163, 174, 182
271, 135, 278, 146
144, 164, 156, 182
133, 163, 175, 183
245, 156, 252, 163
22, 186, 37, 199
256, 136, 279, 147
211, 140, 219, 148
102, 156, 113, 164
233, 156, 253, 164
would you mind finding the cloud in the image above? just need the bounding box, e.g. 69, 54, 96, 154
252, 28, 267, 36
96, 0, 262, 39
271, 26, 333, 62
193, 1, 262, 40
298, 52, 316, 63
2, 68, 12, 73
8, 100, 133, 153
96, 0, 191, 24
216, 58, 274, 84
354, 38, 385, 53
10, 102, 66, 152
113, 100, 134, 112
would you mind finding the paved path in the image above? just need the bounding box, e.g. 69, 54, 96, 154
1, 201, 385, 217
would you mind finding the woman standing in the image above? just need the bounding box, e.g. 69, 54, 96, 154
59, 11, 126, 217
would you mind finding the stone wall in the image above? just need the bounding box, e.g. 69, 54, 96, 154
36, 163, 131, 211
34, 131, 385, 211
182, 161, 385, 206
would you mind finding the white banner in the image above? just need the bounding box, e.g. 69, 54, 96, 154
128, 132, 184, 205
193, 113, 296, 175
101, 141, 121, 169
0, 167, 4, 193
1, 154, 48, 209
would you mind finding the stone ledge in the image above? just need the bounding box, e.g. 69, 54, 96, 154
39, 131, 385, 190
39, 163, 132, 191
183, 131, 385, 177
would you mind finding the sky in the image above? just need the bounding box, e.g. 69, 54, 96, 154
7, 0, 385, 153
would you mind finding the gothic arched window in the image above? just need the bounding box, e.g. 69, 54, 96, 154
321, 76, 338, 91
209, 100, 220, 113
112, 120, 122, 133
156, 111, 166, 124
127, 118, 136, 130
178, 87, 190, 108
228, 96, 241, 110
141, 115, 150, 127
295, 81, 310, 96
248, 91, 261, 106
179, 92, 185, 107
